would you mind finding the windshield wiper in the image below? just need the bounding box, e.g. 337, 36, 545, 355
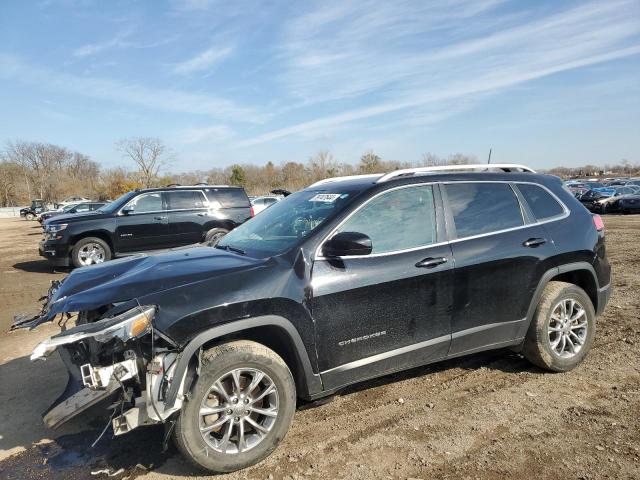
215, 244, 246, 255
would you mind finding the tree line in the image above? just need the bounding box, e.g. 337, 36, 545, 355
0, 137, 637, 207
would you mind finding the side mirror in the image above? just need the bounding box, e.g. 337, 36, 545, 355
121, 205, 135, 215
323, 232, 372, 257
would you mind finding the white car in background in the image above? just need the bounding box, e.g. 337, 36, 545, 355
56, 196, 91, 208
250, 195, 281, 215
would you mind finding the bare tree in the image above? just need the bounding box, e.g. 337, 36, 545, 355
309, 151, 335, 182
359, 150, 382, 173
117, 137, 169, 188
4, 140, 71, 201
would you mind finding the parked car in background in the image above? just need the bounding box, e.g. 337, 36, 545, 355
14, 163, 610, 473
604, 194, 640, 214
39, 185, 252, 268
579, 189, 609, 212
20, 199, 47, 220
250, 195, 281, 215
38, 202, 107, 224
56, 196, 91, 208
580, 186, 640, 213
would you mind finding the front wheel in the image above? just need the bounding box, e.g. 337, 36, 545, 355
25, 212, 35, 221
173, 340, 296, 473
522, 281, 595, 372
71, 237, 112, 268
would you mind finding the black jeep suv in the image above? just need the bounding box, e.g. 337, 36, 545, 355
40, 185, 252, 268
14, 165, 611, 473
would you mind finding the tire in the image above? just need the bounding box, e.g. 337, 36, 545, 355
522, 281, 595, 372
71, 236, 112, 268
204, 228, 229, 246
173, 340, 296, 473
25, 212, 35, 221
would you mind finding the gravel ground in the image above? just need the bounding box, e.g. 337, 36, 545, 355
0, 216, 638, 480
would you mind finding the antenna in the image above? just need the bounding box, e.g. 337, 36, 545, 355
487, 148, 492, 164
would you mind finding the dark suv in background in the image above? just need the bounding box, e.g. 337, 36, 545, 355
17, 164, 610, 473
40, 185, 252, 267
39, 202, 107, 224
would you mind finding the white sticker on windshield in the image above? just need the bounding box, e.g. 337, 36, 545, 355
309, 193, 342, 203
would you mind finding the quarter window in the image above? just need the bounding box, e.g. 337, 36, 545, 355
517, 184, 564, 220
167, 191, 206, 210
206, 188, 250, 208
336, 185, 437, 254
446, 183, 523, 238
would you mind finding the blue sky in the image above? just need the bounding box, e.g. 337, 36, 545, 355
1, 0, 639, 172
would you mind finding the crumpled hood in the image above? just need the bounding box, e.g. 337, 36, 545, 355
43, 246, 265, 322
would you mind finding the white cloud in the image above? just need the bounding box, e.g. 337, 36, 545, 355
238, 0, 640, 145
73, 29, 179, 58
0, 54, 262, 123
179, 124, 235, 143
73, 29, 133, 57
173, 45, 234, 75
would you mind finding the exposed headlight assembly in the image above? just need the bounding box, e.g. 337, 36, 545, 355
30, 305, 156, 361
46, 223, 68, 233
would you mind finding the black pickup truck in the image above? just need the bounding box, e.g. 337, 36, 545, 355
40, 185, 252, 267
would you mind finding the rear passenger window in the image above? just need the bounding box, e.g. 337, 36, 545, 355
517, 184, 565, 220
206, 188, 250, 208
337, 185, 436, 254
167, 191, 206, 210
446, 183, 523, 238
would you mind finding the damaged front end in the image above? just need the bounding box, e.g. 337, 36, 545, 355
13, 289, 189, 438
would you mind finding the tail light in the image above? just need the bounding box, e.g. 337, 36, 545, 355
592, 214, 604, 232
250, 206, 255, 217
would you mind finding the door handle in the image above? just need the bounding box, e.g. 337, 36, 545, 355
154, 216, 167, 221
523, 237, 547, 248
415, 257, 448, 269
197, 213, 207, 217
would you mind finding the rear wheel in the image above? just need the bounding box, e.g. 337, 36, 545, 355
71, 237, 112, 268
205, 228, 229, 246
173, 340, 296, 473
522, 281, 595, 372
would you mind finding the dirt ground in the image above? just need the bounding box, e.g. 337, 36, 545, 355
0, 216, 638, 480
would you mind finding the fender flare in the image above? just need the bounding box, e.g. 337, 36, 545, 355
164, 315, 323, 407
520, 261, 601, 338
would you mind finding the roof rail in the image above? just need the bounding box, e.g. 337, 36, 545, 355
376, 163, 536, 183
308, 174, 382, 188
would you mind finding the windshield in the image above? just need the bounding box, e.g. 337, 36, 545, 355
218, 189, 359, 256
97, 191, 137, 213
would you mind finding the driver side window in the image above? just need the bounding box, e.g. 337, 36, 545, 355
337, 185, 436, 254
127, 193, 164, 214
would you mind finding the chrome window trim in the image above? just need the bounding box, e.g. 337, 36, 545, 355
118, 189, 209, 216
315, 180, 569, 260
314, 182, 439, 260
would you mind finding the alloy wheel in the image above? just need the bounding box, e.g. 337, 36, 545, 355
199, 368, 279, 454
548, 298, 588, 359
78, 242, 106, 265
